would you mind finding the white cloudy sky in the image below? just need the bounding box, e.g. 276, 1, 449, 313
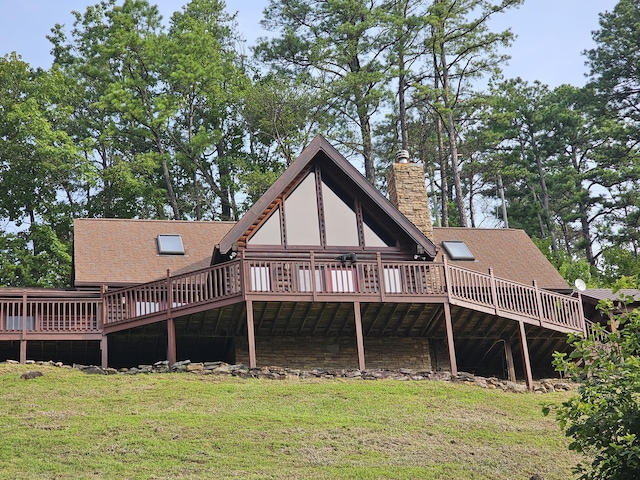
0, 0, 618, 87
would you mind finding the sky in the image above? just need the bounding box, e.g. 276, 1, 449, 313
0, 0, 619, 88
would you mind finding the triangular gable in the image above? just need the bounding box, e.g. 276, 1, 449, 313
215, 135, 437, 260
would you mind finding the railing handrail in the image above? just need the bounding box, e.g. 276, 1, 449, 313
446, 263, 583, 332
0, 257, 585, 335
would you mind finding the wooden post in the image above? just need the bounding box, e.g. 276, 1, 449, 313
533, 280, 544, 327
376, 252, 385, 301
577, 291, 587, 335
310, 251, 317, 301
354, 301, 366, 371
518, 320, 533, 391
443, 302, 457, 376
101, 335, 108, 369
166, 269, 177, 366
503, 336, 516, 382
246, 299, 257, 368
488, 268, 499, 315
240, 250, 248, 300
100, 285, 107, 329
20, 291, 27, 364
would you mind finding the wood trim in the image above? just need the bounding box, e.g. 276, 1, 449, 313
246, 300, 256, 368
354, 301, 365, 371
444, 302, 457, 375
518, 320, 533, 391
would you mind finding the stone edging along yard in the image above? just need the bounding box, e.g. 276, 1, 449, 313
6, 359, 574, 394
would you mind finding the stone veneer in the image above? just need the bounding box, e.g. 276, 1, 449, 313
387, 162, 434, 242
235, 336, 451, 371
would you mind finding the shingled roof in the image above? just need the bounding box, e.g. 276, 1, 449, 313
432, 227, 570, 291
73, 218, 235, 288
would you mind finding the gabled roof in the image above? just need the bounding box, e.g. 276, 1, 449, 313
433, 227, 570, 290
73, 218, 235, 288
216, 135, 438, 258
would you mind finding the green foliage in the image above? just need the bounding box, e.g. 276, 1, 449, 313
0, 226, 71, 288
551, 301, 640, 479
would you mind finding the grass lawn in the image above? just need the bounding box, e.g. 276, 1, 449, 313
0, 363, 582, 479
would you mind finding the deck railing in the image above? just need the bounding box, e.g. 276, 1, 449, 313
245, 258, 446, 296
0, 297, 101, 333
103, 260, 242, 325
0, 258, 586, 335
447, 263, 584, 331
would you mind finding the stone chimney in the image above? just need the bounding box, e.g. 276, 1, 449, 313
387, 150, 435, 242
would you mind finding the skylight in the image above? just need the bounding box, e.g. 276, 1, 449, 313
442, 241, 475, 261
157, 234, 185, 255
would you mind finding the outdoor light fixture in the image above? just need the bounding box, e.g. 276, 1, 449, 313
336, 253, 357, 265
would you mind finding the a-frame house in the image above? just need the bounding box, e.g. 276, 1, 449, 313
0, 136, 591, 387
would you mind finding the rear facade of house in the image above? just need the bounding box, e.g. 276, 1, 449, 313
0, 136, 590, 387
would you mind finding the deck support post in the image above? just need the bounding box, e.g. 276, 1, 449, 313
20, 291, 27, 364
166, 270, 177, 366
443, 302, 457, 376
503, 336, 516, 383
354, 301, 366, 371
246, 299, 256, 368
19, 340, 27, 364
101, 335, 108, 369
167, 317, 176, 366
518, 320, 534, 391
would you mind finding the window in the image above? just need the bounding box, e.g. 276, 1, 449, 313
284, 173, 321, 245
322, 181, 359, 246
250, 266, 271, 292
383, 267, 402, 294
6, 316, 34, 331
442, 241, 475, 261
157, 235, 184, 255
327, 268, 356, 293
297, 267, 323, 292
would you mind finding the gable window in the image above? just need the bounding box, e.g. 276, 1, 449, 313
322, 181, 359, 246
157, 234, 184, 255
245, 166, 395, 249
284, 173, 321, 245
442, 241, 475, 261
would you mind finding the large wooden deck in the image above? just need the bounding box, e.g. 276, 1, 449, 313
0, 257, 587, 337
0, 257, 588, 380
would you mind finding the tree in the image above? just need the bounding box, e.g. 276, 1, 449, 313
585, 0, 640, 135
0, 54, 80, 287
549, 298, 640, 480
416, 0, 523, 226
257, 0, 391, 184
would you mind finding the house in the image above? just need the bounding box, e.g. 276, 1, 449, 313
0, 136, 589, 388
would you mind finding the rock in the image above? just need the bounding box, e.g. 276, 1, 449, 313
474, 377, 488, 388
6, 359, 19, 364
530, 475, 544, 480
82, 366, 107, 375
186, 363, 204, 372
25, 360, 35, 365
505, 381, 528, 393
20, 370, 43, 380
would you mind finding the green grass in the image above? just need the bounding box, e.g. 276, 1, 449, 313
0, 363, 581, 479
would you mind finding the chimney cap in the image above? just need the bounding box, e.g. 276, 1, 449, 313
395, 149, 410, 163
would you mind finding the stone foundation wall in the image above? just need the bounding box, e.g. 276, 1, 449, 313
235, 336, 439, 370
